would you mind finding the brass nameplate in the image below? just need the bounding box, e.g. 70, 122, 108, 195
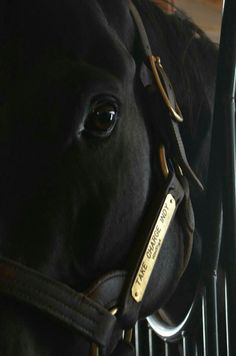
131, 194, 176, 303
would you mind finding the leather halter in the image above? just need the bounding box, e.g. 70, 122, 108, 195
0, 2, 200, 355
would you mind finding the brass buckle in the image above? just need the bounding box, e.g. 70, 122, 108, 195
90, 343, 99, 356
159, 145, 183, 179
90, 308, 133, 356
159, 145, 169, 178
148, 55, 183, 123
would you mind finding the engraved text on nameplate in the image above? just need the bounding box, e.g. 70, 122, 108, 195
131, 194, 176, 303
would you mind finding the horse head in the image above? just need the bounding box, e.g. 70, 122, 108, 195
0, 0, 217, 355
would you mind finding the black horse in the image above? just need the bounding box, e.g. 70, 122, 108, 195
0, 0, 218, 355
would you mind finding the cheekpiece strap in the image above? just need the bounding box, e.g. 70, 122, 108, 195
129, 0, 204, 191
118, 172, 185, 328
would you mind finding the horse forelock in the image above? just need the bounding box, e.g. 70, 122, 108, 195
2, 0, 136, 78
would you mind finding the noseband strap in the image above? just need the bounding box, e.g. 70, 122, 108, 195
0, 258, 124, 350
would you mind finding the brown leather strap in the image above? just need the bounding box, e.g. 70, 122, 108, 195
140, 61, 203, 191
0, 257, 121, 348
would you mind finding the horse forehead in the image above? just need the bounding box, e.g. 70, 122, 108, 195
12, 0, 135, 80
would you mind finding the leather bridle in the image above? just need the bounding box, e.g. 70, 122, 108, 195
0, 2, 202, 355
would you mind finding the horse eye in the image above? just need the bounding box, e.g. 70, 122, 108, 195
84, 100, 118, 137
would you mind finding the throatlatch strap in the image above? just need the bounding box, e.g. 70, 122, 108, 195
0, 257, 118, 348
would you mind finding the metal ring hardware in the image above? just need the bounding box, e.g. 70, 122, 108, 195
148, 55, 183, 123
